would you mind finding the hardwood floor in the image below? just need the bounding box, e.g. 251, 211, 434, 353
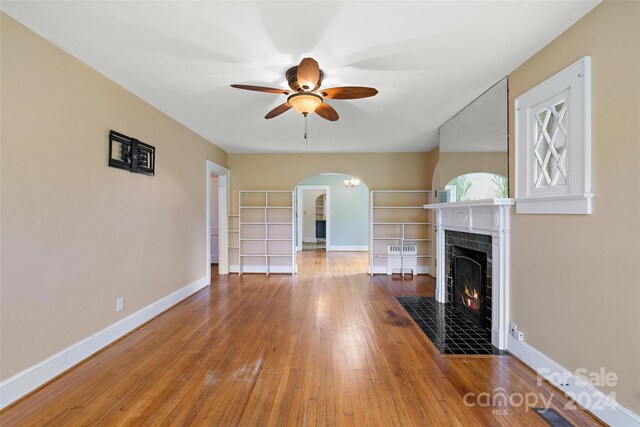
1, 251, 601, 426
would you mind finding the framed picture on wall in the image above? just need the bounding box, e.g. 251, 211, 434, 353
108, 130, 155, 176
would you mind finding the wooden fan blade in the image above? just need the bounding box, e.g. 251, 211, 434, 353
315, 102, 339, 121
231, 84, 290, 95
321, 86, 378, 99
265, 103, 292, 119
297, 58, 320, 91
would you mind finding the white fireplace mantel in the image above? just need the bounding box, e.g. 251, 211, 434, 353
424, 198, 515, 350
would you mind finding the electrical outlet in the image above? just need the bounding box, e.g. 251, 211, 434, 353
516, 331, 524, 341
116, 297, 124, 312
510, 322, 517, 335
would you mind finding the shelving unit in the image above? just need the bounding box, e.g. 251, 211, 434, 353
369, 190, 434, 276
239, 190, 295, 275
315, 194, 326, 220
228, 214, 239, 272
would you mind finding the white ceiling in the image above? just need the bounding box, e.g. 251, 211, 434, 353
1, 1, 599, 153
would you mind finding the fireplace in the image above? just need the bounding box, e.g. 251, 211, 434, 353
425, 199, 514, 350
452, 246, 487, 329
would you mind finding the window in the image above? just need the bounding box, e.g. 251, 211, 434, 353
534, 98, 568, 189
444, 173, 508, 202
515, 57, 592, 214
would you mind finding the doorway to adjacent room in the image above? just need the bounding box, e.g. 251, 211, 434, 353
296, 185, 330, 252
295, 173, 369, 259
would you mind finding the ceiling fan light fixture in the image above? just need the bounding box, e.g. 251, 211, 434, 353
287, 92, 323, 116
231, 57, 377, 121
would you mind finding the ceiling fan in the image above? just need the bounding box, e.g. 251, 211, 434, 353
231, 57, 378, 122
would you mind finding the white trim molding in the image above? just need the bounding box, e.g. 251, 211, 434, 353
0, 275, 209, 409
507, 336, 640, 426
206, 160, 230, 275
515, 56, 592, 214
424, 198, 515, 350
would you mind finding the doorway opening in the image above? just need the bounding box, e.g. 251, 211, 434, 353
299, 188, 328, 251
206, 161, 229, 283
295, 173, 369, 263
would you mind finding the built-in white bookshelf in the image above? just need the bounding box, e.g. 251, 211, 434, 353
369, 190, 434, 275
228, 214, 239, 272
315, 194, 325, 220
239, 190, 295, 275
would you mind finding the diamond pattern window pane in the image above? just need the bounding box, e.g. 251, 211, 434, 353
534, 100, 568, 188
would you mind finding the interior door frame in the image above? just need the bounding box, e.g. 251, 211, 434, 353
296, 185, 331, 252
206, 161, 230, 279
210, 175, 220, 264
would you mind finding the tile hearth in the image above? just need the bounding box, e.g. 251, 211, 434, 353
397, 296, 504, 355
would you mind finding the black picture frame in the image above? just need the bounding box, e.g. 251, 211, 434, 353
109, 130, 155, 176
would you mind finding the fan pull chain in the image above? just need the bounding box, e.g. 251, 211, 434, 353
304, 115, 309, 146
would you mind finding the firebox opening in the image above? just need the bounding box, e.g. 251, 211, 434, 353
452, 246, 487, 332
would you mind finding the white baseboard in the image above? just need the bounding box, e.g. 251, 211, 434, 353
507, 335, 640, 426
230, 264, 240, 273
491, 327, 503, 350
329, 245, 368, 251
369, 265, 430, 275
303, 238, 318, 243
0, 275, 209, 410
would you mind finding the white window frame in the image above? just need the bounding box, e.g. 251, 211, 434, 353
515, 56, 592, 214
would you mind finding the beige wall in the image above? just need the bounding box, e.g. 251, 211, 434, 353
437, 151, 507, 190
427, 146, 440, 190
508, 1, 640, 413
228, 152, 436, 271
228, 152, 435, 212
0, 14, 227, 380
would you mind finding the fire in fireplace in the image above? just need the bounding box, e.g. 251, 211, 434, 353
452, 246, 487, 329
462, 285, 480, 312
